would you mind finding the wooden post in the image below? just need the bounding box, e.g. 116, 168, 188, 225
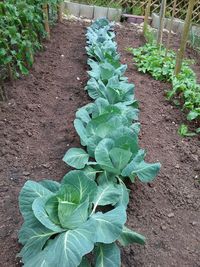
43, 4, 50, 40
165, 0, 177, 57
143, 0, 151, 34
157, 0, 167, 46
174, 0, 196, 75
57, 2, 63, 23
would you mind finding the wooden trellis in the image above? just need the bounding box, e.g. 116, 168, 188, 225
94, 0, 200, 24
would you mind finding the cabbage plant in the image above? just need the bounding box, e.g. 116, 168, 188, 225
18, 170, 144, 267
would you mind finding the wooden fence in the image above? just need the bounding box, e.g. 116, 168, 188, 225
96, 0, 200, 24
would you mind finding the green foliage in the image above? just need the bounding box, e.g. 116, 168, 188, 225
0, 0, 60, 81
178, 124, 198, 137
18, 18, 160, 266
131, 5, 143, 16
18, 172, 129, 266
128, 43, 200, 129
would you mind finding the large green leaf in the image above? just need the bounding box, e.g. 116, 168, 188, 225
95, 243, 120, 267
109, 147, 132, 171
61, 170, 97, 201
97, 171, 117, 185
32, 197, 64, 232
74, 119, 88, 145
90, 206, 126, 243
19, 181, 53, 220
76, 107, 91, 124
87, 135, 102, 157
63, 148, 89, 169
93, 183, 122, 207
82, 166, 101, 180
58, 198, 89, 229
116, 183, 130, 208
86, 113, 124, 139
122, 150, 161, 182
45, 196, 60, 225
95, 138, 115, 171
39, 180, 60, 193
109, 126, 139, 154
118, 226, 146, 246
19, 220, 56, 264
24, 220, 96, 267
85, 78, 106, 99
95, 138, 132, 174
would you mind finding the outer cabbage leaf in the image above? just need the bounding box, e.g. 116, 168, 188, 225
118, 226, 146, 246
63, 148, 89, 169
94, 243, 120, 267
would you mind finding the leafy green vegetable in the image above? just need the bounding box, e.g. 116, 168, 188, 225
18, 171, 127, 266
129, 43, 200, 132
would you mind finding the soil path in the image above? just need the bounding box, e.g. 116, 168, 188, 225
117, 24, 200, 267
0, 21, 89, 266
0, 21, 199, 267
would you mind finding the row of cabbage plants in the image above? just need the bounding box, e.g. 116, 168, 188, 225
18, 18, 161, 267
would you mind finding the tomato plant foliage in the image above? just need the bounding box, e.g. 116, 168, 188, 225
18, 18, 160, 266
0, 0, 61, 81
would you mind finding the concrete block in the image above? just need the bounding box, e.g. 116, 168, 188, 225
65, 2, 80, 17
93, 6, 108, 19
80, 4, 94, 19
107, 8, 122, 22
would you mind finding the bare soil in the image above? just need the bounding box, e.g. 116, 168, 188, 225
0, 21, 199, 267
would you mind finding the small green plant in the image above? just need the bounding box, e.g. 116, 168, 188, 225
128, 43, 200, 133
132, 5, 143, 16
178, 124, 196, 137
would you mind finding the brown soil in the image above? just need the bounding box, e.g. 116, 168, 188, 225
0, 21, 199, 267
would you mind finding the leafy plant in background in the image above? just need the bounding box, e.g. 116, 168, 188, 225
128, 44, 200, 133
18, 18, 160, 266
0, 0, 61, 83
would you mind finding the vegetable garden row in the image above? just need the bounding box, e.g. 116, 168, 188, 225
18, 18, 161, 267
128, 44, 200, 136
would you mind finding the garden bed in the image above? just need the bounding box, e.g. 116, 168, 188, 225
0, 21, 199, 267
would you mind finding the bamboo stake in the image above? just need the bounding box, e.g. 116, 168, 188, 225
43, 4, 50, 40
57, 2, 63, 23
157, 0, 167, 46
174, 0, 196, 75
143, 0, 151, 34
165, 0, 177, 57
